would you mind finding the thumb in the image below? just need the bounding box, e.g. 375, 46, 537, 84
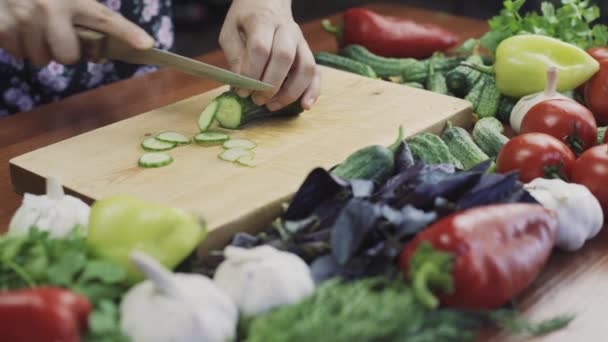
219, 24, 246, 74
73, 0, 154, 50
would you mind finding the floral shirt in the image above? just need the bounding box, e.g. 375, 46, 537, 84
0, 0, 174, 116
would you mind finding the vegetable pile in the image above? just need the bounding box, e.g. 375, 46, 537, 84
5, 0, 608, 340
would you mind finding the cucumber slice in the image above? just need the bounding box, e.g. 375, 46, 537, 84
198, 100, 219, 132
236, 154, 257, 167
216, 96, 243, 129
219, 148, 254, 162
156, 132, 191, 145
141, 137, 176, 151
138, 152, 173, 168
194, 131, 230, 144
223, 138, 257, 150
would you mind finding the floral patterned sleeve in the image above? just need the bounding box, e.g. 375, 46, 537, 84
0, 0, 174, 116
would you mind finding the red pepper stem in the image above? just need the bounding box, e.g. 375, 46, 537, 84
321, 19, 343, 43
408, 241, 455, 309
461, 62, 495, 75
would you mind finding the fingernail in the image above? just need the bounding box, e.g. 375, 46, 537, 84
252, 94, 267, 105
303, 97, 316, 110
236, 89, 250, 98
267, 101, 281, 111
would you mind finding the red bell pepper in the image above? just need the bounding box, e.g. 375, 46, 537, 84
588, 47, 608, 61
0, 287, 92, 342
322, 8, 459, 59
400, 204, 557, 310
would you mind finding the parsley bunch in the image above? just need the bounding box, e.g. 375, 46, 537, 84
481, 0, 608, 54
0, 229, 129, 342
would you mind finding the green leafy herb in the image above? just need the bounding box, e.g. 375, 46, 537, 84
481, 0, 608, 54
0, 229, 130, 341
489, 309, 575, 336
84, 300, 130, 342
244, 278, 483, 342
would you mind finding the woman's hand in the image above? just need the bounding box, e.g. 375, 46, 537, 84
219, 0, 321, 111
0, 0, 154, 66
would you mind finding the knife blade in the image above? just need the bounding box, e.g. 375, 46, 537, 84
76, 27, 274, 92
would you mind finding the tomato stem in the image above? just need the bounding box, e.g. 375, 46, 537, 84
543, 162, 569, 181
563, 122, 584, 156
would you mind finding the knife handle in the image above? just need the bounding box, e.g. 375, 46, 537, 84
75, 27, 110, 63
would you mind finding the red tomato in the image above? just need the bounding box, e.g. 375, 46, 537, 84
520, 98, 597, 155
572, 144, 608, 216
588, 47, 608, 61
605, 132, 608, 144
585, 59, 608, 125
496, 133, 576, 183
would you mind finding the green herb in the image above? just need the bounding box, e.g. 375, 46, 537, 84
481, 0, 608, 54
244, 278, 482, 342
489, 309, 575, 336
0, 229, 130, 341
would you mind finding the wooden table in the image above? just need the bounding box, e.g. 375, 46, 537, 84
0, 3, 603, 341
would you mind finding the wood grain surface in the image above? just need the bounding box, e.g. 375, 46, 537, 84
2, 3, 598, 341
9, 66, 472, 252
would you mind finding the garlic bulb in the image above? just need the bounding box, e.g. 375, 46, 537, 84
9, 177, 90, 238
510, 67, 568, 133
120, 251, 238, 342
214, 245, 315, 316
524, 178, 603, 252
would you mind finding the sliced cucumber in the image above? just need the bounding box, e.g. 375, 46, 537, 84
223, 138, 257, 150
141, 137, 176, 151
156, 131, 191, 145
219, 148, 254, 162
138, 152, 173, 168
216, 96, 243, 129
194, 131, 230, 144
198, 100, 219, 132
236, 154, 257, 167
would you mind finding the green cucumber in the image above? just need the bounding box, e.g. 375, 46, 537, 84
314, 52, 377, 78
223, 138, 257, 150
598, 127, 607, 145
402, 82, 424, 89
331, 127, 404, 184
445, 55, 483, 98
406, 132, 463, 169
473, 117, 510, 159
198, 100, 219, 132
496, 96, 517, 124
156, 132, 190, 145
465, 74, 500, 118
194, 131, 230, 144
236, 155, 257, 167
219, 148, 254, 162
426, 57, 448, 95
214, 91, 303, 129
402, 60, 429, 84
138, 152, 173, 168
141, 137, 176, 151
442, 123, 490, 170
340, 45, 417, 77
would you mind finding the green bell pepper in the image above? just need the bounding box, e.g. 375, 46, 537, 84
495, 35, 599, 98
87, 195, 206, 284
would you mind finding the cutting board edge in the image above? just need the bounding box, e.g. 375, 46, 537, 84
194, 106, 473, 255
9, 162, 96, 204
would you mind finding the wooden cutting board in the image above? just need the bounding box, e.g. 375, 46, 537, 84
10, 67, 472, 251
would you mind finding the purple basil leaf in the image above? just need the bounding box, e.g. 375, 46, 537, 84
395, 171, 483, 209
230, 233, 260, 248
468, 159, 493, 173
395, 141, 415, 172
283, 216, 320, 235
380, 205, 438, 238
310, 255, 341, 284
457, 171, 521, 210
284, 168, 349, 221
375, 163, 456, 202
330, 199, 381, 265
349, 179, 375, 198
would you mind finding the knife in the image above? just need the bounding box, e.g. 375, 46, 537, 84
75, 27, 274, 91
